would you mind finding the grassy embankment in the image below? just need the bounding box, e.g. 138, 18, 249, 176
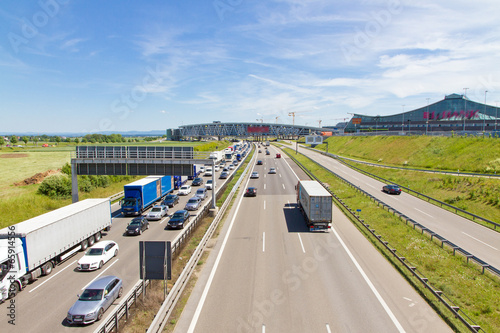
283, 146, 500, 333
0, 140, 230, 228
310, 136, 500, 227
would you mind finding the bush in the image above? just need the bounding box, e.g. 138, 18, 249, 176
78, 176, 94, 192
37, 175, 72, 198
61, 162, 71, 175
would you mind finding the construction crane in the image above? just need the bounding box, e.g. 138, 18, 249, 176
275, 116, 279, 124
318, 120, 322, 128
288, 111, 311, 126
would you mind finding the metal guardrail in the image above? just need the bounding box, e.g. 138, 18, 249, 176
93, 146, 254, 333
108, 191, 124, 203
305, 146, 500, 231
284, 149, 488, 333
146, 148, 255, 333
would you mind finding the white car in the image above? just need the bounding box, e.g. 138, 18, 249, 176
214, 165, 220, 172
228, 164, 235, 170
199, 166, 205, 174
205, 168, 213, 177
77, 241, 119, 271
251, 171, 259, 178
269, 167, 277, 174
206, 179, 216, 190
178, 185, 192, 195
147, 205, 168, 220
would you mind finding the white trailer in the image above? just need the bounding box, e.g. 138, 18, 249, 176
296, 180, 332, 231
0, 198, 112, 301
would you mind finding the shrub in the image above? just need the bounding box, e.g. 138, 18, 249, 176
37, 175, 72, 199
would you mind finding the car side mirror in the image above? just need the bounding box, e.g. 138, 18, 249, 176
77, 294, 80, 298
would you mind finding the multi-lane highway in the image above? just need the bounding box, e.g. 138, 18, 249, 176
296, 145, 500, 269
174, 145, 452, 333
1, 159, 241, 333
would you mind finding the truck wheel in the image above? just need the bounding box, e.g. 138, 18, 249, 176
88, 235, 95, 246
8, 282, 20, 298
41, 262, 53, 276
94, 232, 102, 241
96, 308, 104, 321
81, 239, 89, 251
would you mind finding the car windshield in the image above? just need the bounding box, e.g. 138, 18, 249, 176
166, 195, 175, 199
151, 207, 161, 212
79, 289, 103, 301
173, 212, 185, 218
180, 186, 188, 190
121, 198, 137, 207
86, 248, 103, 256
207, 180, 212, 183
188, 199, 198, 203
129, 220, 141, 226
389, 185, 399, 189
197, 190, 204, 194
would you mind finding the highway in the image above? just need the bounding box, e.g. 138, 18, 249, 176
295, 145, 500, 269
1, 159, 242, 333
174, 145, 451, 333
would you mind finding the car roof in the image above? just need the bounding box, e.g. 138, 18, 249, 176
152, 205, 164, 208
89, 240, 115, 248
174, 209, 188, 214
85, 275, 120, 289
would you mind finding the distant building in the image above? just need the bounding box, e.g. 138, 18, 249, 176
345, 94, 500, 134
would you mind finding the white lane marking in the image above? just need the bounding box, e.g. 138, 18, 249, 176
298, 234, 306, 253
81, 259, 120, 290
282, 184, 285, 190
326, 324, 332, 333
264, 184, 266, 190
29, 260, 77, 293
414, 208, 433, 218
366, 183, 376, 189
331, 227, 406, 333
279, 173, 282, 177
262, 324, 266, 333
462, 232, 498, 250
187, 172, 252, 333
264, 200, 266, 210
351, 176, 360, 180
282, 156, 300, 180
263, 232, 266, 252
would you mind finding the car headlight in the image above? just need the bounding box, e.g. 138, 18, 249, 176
86, 310, 97, 318
67, 313, 72, 320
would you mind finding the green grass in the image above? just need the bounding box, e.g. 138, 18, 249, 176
284, 147, 500, 333
343, 161, 500, 227
315, 135, 500, 173
0, 141, 231, 227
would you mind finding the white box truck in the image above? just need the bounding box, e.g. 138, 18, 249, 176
296, 180, 332, 231
0, 198, 112, 301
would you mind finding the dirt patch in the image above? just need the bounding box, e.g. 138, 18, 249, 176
14, 169, 61, 186
1, 154, 29, 158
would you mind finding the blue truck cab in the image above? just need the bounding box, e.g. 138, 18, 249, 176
120, 176, 173, 216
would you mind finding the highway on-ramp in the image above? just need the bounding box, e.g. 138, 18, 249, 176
296, 145, 500, 270
174, 145, 451, 333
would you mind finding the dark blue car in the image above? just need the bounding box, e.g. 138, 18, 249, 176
166, 210, 190, 229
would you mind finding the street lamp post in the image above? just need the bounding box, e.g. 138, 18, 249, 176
483, 90, 488, 132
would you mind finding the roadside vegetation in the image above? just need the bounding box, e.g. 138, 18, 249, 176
314, 135, 500, 173
283, 146, 500, 333
0, 140, 232, 228
308, 136, 500, 228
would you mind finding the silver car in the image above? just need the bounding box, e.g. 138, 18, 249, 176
146, 205, 168, 220
185, 197, 202, 211
67, 275, 123, 325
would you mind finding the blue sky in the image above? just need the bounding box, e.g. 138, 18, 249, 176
1, 0, 499, 133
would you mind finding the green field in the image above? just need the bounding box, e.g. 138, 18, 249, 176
0, 140, 232, 227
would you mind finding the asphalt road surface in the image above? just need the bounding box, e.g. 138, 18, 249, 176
174, 144, 451, 333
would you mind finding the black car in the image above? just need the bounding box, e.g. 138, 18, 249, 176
192, 177, 204, 186
257, 160, 263, 165
245, 187, 257, 197
382, 184, 402, 195
162, 194, 179, 208
166, 210, 190, 229
125, 216, 149, 235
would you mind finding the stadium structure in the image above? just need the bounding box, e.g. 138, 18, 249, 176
343, 93, 500, 134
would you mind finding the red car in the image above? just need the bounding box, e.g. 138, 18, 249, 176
276, 154, 281, 158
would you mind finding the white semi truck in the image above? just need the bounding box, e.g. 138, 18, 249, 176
0, 198, 112, 301
296, 180, 332, 231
